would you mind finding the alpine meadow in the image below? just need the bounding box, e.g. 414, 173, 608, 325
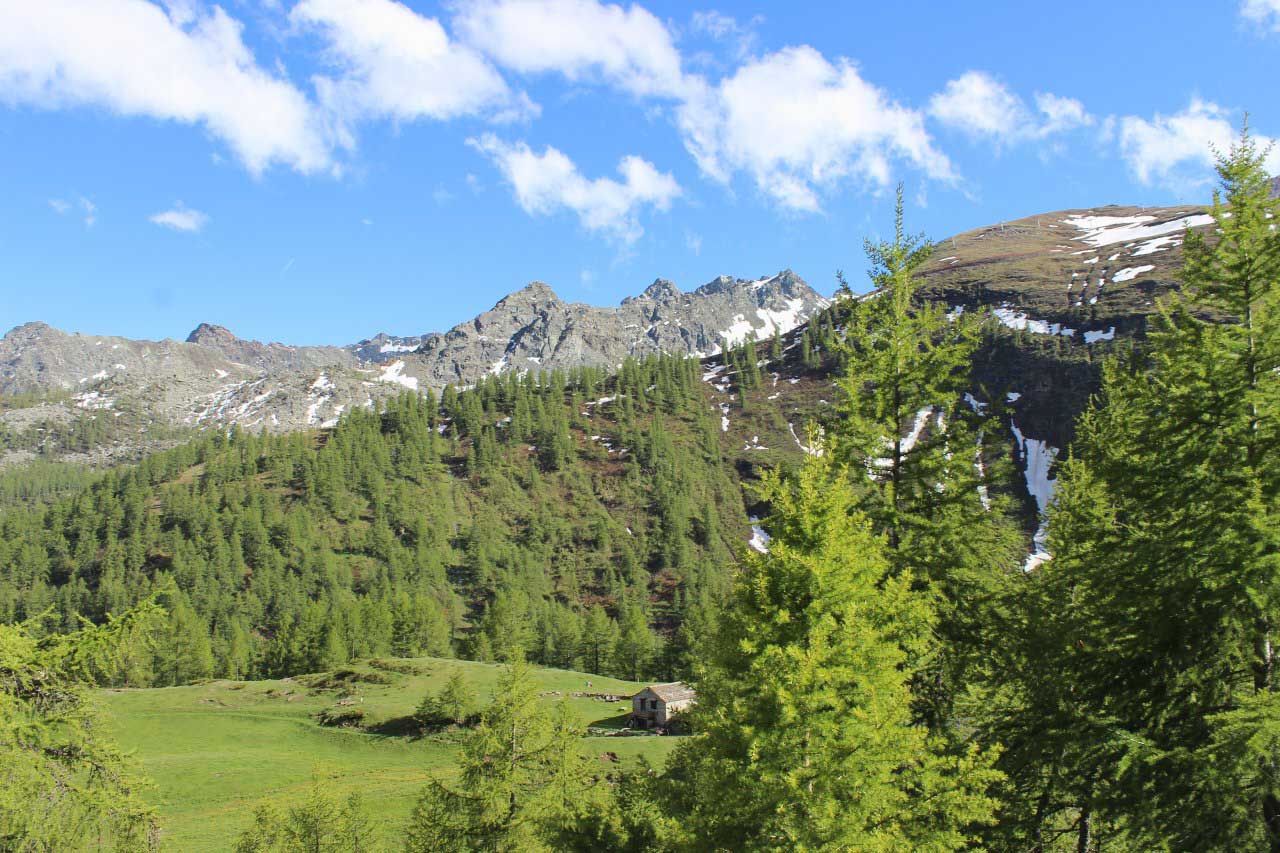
2, 2, 1279, 850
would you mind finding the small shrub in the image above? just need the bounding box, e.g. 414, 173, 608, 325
368, 658, 424, 675
316, 705, 366, 728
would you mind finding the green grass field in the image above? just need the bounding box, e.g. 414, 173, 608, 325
100, 658, 681, 850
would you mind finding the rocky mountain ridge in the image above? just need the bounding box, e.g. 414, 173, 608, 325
0, 202, 1223, 471
0, 271, 830, 464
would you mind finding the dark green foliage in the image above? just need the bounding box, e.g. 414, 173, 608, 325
984, 124, 1280, 850
829, 186, 1023, 734
415, 669, 475, 730
404, 660, 601, 852
0, 354, 745, 685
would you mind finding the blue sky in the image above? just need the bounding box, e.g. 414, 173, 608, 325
2, 0, 1277, 346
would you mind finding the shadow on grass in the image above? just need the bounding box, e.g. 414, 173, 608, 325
362, 715, 422, 737
588, 712, 634, 730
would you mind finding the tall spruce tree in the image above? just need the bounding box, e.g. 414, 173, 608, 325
663, 454, 1001, 850
1013, 125, 1280, 849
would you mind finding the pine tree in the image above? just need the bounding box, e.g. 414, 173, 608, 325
581, 605, 616, 676
416, 669, 476, 730
664, 455, 1001, 849
613, 598, 654, 682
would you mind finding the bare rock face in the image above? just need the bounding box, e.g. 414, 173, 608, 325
184, 323, 356, 372
1270, 175, 1279, 198
408, 270, 829, 386
0, 273, 829, 460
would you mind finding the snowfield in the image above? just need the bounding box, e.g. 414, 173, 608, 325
377, 360, 419, 391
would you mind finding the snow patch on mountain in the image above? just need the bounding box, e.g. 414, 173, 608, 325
992, 308, 1075, 338
748, 516, 771, 553
1063, 212, 1214, 248
377, 360, 419, 391
1011, 418, 1058, 571
1112, 265, 1155, 283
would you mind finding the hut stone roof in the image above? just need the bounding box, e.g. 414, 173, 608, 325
643, 682, 696, 703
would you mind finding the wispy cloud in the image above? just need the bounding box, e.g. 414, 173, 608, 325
49, 196, 96, 226
1241, 0, 1280, 31
1117, 98, 1280, 192
688, 10, 762, 62
454, 0, 689, 99
291, 0, 535, 151
679, 47, 954, 212
149, 202, 209, 233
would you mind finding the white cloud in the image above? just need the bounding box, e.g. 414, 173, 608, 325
80, 197, 97, 228
677, 47, 953, 212
1118, 98, 1280, 190
469, 134, 680, 242
0, 0, 331, 174
292, 0, 531, 147
48, 198, 71, 215
454, 0, 688, 98
150, 203, 208, 232
1242, 0, 1280, 30
930, 71, 1029, 139
929, 71, 1092, 143
685, 229, 703, 255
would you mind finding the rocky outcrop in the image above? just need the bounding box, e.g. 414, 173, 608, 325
344, 331, 439, 363
184, 323, 355, 372
407, 270, 828, 386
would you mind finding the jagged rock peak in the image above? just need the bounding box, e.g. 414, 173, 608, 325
504, 281, 560, 303
186, 323, 240, 345
1271, 175, 1280, 199
693, 270, 799, 297
3, 321, 56, 341
641, 278, 682, 301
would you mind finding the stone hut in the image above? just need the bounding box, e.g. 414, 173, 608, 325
630, 682, 696, 731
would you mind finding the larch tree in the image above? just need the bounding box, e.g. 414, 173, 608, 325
0, 604, 164, 850
1019, 124, 1280, 850
830, 185, 1022, 733
663, 453, 1002, 850
404, 659, 597, 852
